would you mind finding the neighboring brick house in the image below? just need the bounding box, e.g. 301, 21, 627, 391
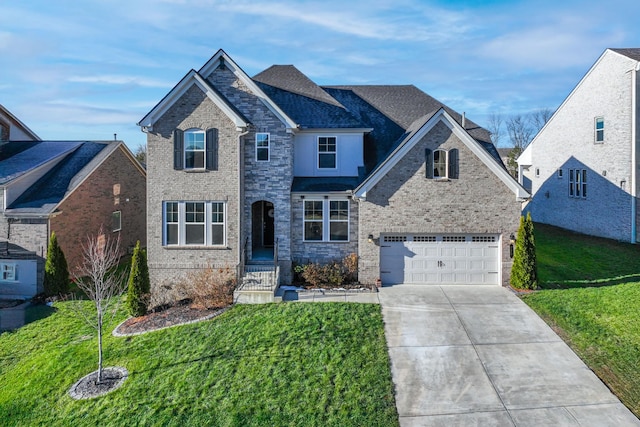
138, 49, 527, 301
518, 48, 640, 242
1, 139, 146, 298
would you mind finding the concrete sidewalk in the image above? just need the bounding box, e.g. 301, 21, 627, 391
379, 285, 640, 426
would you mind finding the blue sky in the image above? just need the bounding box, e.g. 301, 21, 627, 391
2, 0, 640, 149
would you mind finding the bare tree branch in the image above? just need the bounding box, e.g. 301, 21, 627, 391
530, 108, 554, 133
487, 113, 503, 147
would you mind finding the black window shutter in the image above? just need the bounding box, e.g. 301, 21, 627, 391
448, 149, 459, 179
206, 128, 218, 171
173, 129, 184, 170
425, 148, 433, 179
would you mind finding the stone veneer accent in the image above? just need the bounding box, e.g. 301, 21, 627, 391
358, 121, 521, 286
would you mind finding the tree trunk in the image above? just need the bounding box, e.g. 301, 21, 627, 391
97, 311, 103, 384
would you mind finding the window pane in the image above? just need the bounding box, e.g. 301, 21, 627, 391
304, 201, 323, 220
330, 201, 348, 220
186, 203, 205, 222
185, 132, 205, 150
166, 202, 178, 222
186, 224, 205, 244
257, 147, 269, 161
433, 150, 447, 177
256, 133, 269, 147
319, 153, 336, 168
211, 224, 224, 245
330, 222, 348, 241
112, 211, 121, 232
305, 222, 323, 241
211, 202, 224, 223
166, 224, 178, 245
185, 152, 205, 169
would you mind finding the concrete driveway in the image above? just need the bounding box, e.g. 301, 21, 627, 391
379, 285, 640, 426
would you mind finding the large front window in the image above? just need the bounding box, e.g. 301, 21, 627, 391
164, 201, 226, 246
185, 129, 205, 169
304, 199, 349, 242
318, 137, 336, 169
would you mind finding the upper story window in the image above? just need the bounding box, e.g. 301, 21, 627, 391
425, 148, 459, 179
1, 263, 17, 281
569, 169, 587, 198
595, 117, 604, 143
163, 201, 226, 246
318, 136, 337, 169
256, 133, 270, 162
173, 128, 219, 171
303, 199, 349, 242
112, 211, 122, 232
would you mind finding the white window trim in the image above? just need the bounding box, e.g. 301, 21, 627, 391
595, 117, 604, 143
303, 198, 350, 242
569, 169, 587, 199
256, 132, 270, 162
112, 211, 122, 232
163, 201, 227, 247
317, 136, 337, 169
433, 149, 449, 179
184, 128, 206, 170
1, 263, 17, 282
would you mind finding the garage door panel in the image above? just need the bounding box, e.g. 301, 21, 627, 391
380, 234, 500, 285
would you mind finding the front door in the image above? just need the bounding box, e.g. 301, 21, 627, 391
251, 201, 274, 260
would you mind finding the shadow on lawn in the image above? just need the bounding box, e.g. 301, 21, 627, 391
542, 273, 640, 289
0, 303, 57, 333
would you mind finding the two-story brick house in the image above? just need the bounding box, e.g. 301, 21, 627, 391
518, 48, 640, 242
139, 50, 527, 301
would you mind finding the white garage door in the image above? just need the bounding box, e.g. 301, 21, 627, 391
379, 234, 500, 285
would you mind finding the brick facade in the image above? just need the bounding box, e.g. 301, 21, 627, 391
50, 145, 146, 271
522, 50, 640, 242
358, 121, 520, 286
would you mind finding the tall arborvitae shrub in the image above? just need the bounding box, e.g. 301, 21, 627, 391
126, 241, 150, 317
511, 212, 538, 290
44, 232, 70, 296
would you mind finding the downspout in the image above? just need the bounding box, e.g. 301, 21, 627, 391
632, 63, 639, 243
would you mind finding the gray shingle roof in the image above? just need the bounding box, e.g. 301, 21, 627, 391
4, 141, 112, 215
253, 65, 343, 108
0, 141, 83, 185
610, 48, 640, 62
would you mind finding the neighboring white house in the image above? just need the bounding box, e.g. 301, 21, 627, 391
518, 48, 640, 242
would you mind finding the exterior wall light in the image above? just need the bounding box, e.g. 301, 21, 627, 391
509, 233, 516, 258
368, 234, 374, 243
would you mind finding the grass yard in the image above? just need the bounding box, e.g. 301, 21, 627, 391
0, 302, 398, 427
534, 222, 640, 287
523, 223, 640, 417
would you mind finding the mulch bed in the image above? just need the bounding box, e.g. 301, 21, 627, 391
113, 303, 228, 336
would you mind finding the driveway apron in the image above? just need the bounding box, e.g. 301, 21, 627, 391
379, 285, 640, 426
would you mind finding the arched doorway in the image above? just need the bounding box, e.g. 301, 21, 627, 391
251, 200, 274, 260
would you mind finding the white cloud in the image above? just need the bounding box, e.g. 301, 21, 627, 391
67, 75, 174, 89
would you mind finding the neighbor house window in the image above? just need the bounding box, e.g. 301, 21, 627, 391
112, 211, 122, 232
595, 117, 604, 143
425, 148, 459, 179
303, 199, 349, 242
256, 133, 270, 161
163, 201, 226, 246
1, 263, 17, 281
173, 128, 219, 171
318, 137, 336, 169
557, 168, 563, 178
569, 169, 587, 198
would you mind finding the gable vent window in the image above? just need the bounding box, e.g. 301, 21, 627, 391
173, 128, 219, 171
595, 117, 604, 143
425, 148, 458, 179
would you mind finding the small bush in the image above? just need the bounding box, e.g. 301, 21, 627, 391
183, 266, 237, 309
126, 241, 150, 317
296, 254, 359, 288
44, 232, 70, 296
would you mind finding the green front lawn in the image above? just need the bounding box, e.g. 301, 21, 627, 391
523, 223, 640, 417
0, 302, 398, 427
535, 222, 640, 287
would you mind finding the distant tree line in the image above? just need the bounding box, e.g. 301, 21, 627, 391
487, 108, 553, 178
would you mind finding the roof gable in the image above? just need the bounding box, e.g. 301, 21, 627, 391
355, 108, 528, 200
610, 48, 640, 62
137, 69, 250, 130
0, 104, 41, 141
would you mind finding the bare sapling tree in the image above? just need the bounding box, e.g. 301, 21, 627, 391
487, 112, 503, 147
72, 228, 127, 384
